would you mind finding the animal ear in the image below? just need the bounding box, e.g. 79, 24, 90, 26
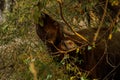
38, 13, 45, 27
41, 13, 46, 18
41, 12, 50, 19
39, 13, 51, 27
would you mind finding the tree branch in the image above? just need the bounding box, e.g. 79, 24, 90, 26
92, 0, 108, 45
57, 0, 89, 43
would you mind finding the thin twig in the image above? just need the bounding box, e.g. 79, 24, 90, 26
57, 0, 89, 43
68, 58, 89, 77
86, 40, 107, 77
103, 62, 120, 80
29, 53, 38, 80
96, 11, 120, 43
52, 43, 88, 54
106, 53, 116, 67
48, 40, 67, 53
93, 0, 108, 44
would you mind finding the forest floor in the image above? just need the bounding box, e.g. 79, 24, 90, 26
0, 27, 68, 80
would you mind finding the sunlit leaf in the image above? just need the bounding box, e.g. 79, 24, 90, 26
70, 76, 76, 80
88, 46, 92, 50
76, 48, 80, 53
108, 33, 112, 40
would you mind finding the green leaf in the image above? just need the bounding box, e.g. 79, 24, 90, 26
88, 46, 92, 50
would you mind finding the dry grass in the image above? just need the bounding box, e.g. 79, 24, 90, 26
0, 26, 68, 80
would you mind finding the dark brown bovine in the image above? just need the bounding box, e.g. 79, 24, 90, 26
36, 13, 120, 80
36, 13, 64, 52
76, 29, 120, 80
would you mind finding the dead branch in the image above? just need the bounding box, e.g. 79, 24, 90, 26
87, 40, 107, 77
93, 0, 108, 45
96, 11, 120, 43
57, 0, 89, 43
103, 63, 120, 80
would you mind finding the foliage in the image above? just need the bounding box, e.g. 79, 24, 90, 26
0, 0, 119, 80
0, 0, 68, 80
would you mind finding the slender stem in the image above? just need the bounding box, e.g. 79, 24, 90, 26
57, 1, 89, 43
93, 0, 108, 44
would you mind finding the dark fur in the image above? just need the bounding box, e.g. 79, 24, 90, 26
0, 0, 5, 11
36, 13, 64, 52
36, 13, 120, 79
